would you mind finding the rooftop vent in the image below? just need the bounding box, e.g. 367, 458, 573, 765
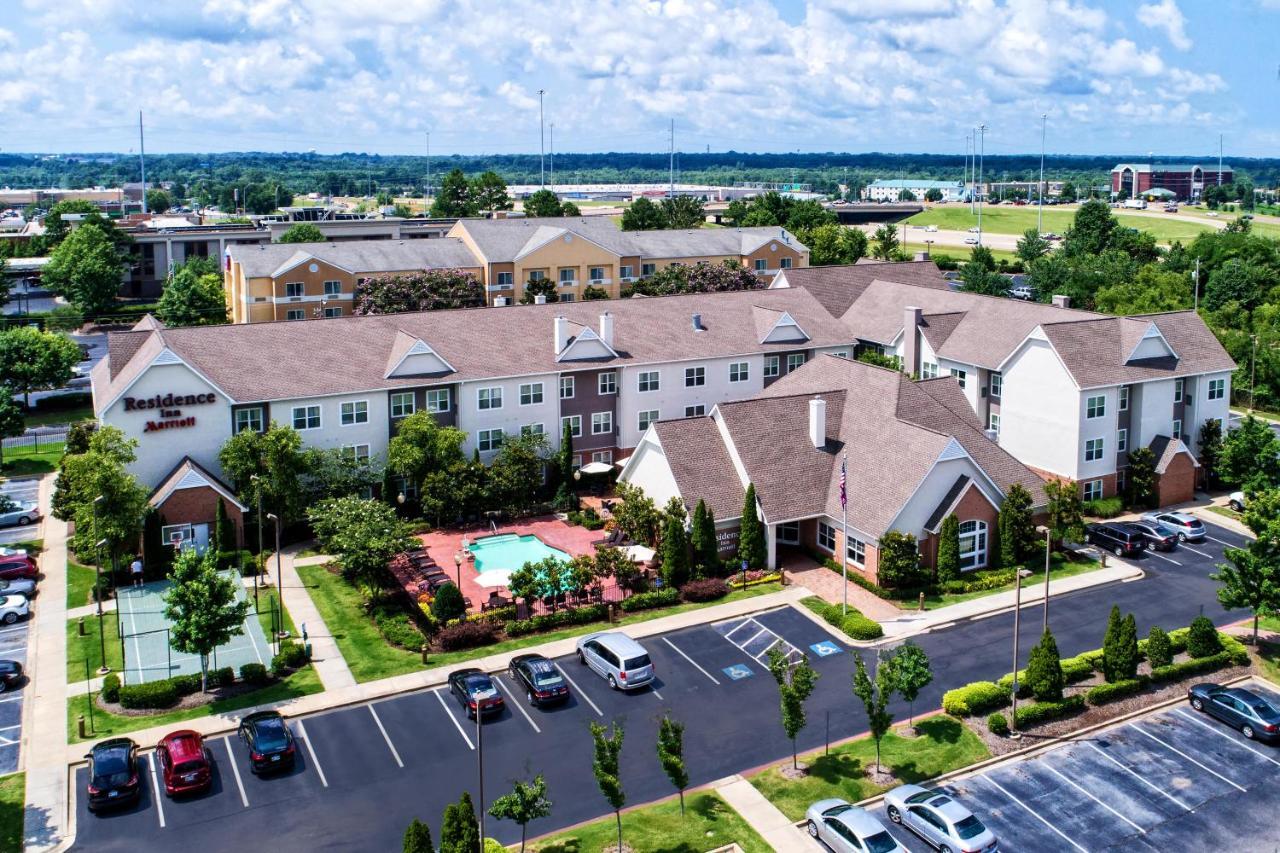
691, 313, 704, 332
808, 397, 826, 449
1052, 295, 1071, 309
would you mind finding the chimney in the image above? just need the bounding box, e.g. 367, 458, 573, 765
691, 313, 704, 332
554, 315, 569, 353
1051, 295, 1071, 309
914, 251, 929, 261
808, 397, 827, 449
599, 311, 614, 347
534, 294, 547, 305
903, 306, 923, 376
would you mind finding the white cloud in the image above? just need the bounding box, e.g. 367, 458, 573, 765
1138, 0, 1192, 50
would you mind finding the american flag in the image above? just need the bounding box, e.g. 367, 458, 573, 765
839, 456, 847, 511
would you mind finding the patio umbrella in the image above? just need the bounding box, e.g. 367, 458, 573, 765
624, 544, 656, 563
579, 461, 613, 475
473, 568, 513, 588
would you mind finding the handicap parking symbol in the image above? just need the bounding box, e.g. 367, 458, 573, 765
722, 664, 754, 681
809, 641, 842, 658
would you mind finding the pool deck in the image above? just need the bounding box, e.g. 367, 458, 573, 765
417, 516, 603, 610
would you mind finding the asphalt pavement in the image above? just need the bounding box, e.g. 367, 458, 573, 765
0, 617, 28, 776
0, 479, 42, 547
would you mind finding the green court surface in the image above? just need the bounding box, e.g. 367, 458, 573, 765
115, 572, 275, 684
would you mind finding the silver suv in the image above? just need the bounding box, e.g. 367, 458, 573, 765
575, 632, 655, 691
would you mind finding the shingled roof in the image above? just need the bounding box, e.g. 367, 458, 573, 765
227, 239, 480, 279
774, 260, 951, 317
651, 418, 746, 522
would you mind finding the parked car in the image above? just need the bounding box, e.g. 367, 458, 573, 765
967, 226, 980, 233
0, 660, 23, 693
576, 632, 655, 691
1189, 683, 1280, 742
0, 578, 37, 599
508, 654, 570, 707
1229, 492, 1247, 512
963, 236, 979, 244
1141, 511, 1205, 542
0, 556, 37, 581
157, 730, 212, 796
0, 500, 38, 528
0, 547, 26, 559
85, 738, 141, 812
1125, 519, 1179, 551
237, 710, 296, 774
884, 785, 998, 852
1085, 522, 1148, 557
448, 668, 506, 719
0, 595, 28, 625
806, 799, 905, 852
925, 225, 938, 232
1007, 284, 1035, 301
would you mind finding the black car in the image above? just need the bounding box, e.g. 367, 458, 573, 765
237, 711, 296, 773
1085, 522, 1148, 557
1189, 683, 1280, 742
0, 660, 22, 693
448, 668, 505, 719
85, 738, 140, 812
508, 654, 570, 707
1125, 520, 1178, 552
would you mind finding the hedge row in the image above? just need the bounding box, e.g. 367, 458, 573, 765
505, 604, 610, 637
1013, 695, 1085, 728
997, 653, 1096, 698
680, 578, 730, 602
618, 588, 680, 612
942, 681, 1010, 716
810, 599, 884, 641
1085, 678, 1147, 706
110, 666, 239, 709
437, 620, 500, 651
372, 605, 425, 650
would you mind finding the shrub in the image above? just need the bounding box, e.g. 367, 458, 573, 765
1012, 695, 1085, 728
1165, 626, 1190, 655
811, 600, 884, 641
1024, 630, 1066, 702
1086, 678, 1148, 706
272, 640, 310, 675
987, 712, 1010, 737
1102, 607, 1140, 683
1187, 616, 1221, 658
1083, 496, 1124, 518
504, 604, 610, 637
619, 588, 680, 612
240, 663, 270, 685
1145, 626, 1173, 669
431, 583, 467, 622
1220, 633, 1251, 666
101, 673, 121, 703
436, 620, 500, 651
119, 680, 179, 710
213, 667, 236, 688
1061, 655, 1096, 683
679, 578, 730, 602
372, 606, 425, 650
1149, 651, 1234, 683
170, 674, 202, 696
942, 681, 1009, 716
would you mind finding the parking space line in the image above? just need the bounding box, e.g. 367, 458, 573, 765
651, 687, 664, 701
433, 689, 476, 749
0, 725, 19, 733
1085, 742, 1191, 810
1204, 535, 1237, 547
1132, 724, 1246, 791
0, 696, 21, 704
979, 775, 1087, 852
296, 720, 328, 788
742, 627, 770, 648
662, 637, 720, 685
554, 665, 602, 716
756, 637, 782, 660
222, 736, 249, 808
1179, 544, 1213, 558
368, 705, 404, 768
1174, 709, 1280, 767
147, 752, 166, 828
1146, 551, 1181, 565
494, 675, 541, 734
719, 618, 756, 639
1042, 763, 1145, 834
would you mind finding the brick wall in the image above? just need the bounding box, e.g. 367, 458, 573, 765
1157, 454, 1197, 507
155, 486, 245, 546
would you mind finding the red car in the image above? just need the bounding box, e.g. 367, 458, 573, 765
156, 730, 211, 796
0, 557, 36, 581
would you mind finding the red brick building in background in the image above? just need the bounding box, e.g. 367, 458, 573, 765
1111, 163, 1232, 202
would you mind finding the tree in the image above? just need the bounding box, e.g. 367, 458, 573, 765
276, 223, 325, 244
1205, 260, 1265, 312
402, 818, 436, 853
1187, 614, 1222, 658
218, 423, 310, 525
612, 482, 659, 546
1213, 544, 1280, 645
800, 223, 867, 266
1101, 606, 1139, 682
897, 188, 917, 202
520, 276, 558, 304
589, 722, 626, 853
876, 531, 922, 589
620, 197, 666, 231
891, 641, 933, 731
53, 424, 137, 522
1024, 629, 1066, 701
430, 169, 478, 218
213, 498, 233, 556
936, 514, 961, 582
303, 446, 379, 503
40, 200, 98, 248
145, 189, 173, 213
439, 792, 480, 853
387, 411, 467, 492
689, 499, 719, 577
354, 269, 486, 314
1094, 265, 1191, 315
487, 431, 549, 512
55, 427, 150, 563
924, 187, 943, 203
0, 393, 24, 472
470, 171, 513, 213
1146, 626, 1173, 668
660, 196, 705, 230
523, 189, 568, 218
581, 285, 609, 300
1062, 199, 1117, 258
561, 201, 581, 217
164, 548, 250, 692
969, 244, 996, 272
488, 774, 551, 853
1124, 446, 1158, 509
1058, 182, 1077, 202
631, 260, 761, 296
1015, 228, 1050, 266
1220, 415, 1280, 491
660, 513, 691, 589
307, 497, 414, 596
157, 265, 227, 327
1198, 418, 1224, 488
766, 646, 819, 769
656, 716, 689, 816
998, 484, 1036, 567
1043, 479, 1085, 545
552, 420, 578, 512
852, 653, 896, 773
958, 260, 1004, 296
42, 222, 127, 316
871, 224, 899, 260
737, 483, 766, 569
0, 326, 82, 406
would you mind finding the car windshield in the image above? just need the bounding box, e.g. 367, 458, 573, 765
465, 676, 497, 697
92, 750, 131, 786
623, 654, 650, 669
173, 760, 204, 775
252, 718, 289, 751
864, 831, 899, 853
532, 669, 563, 688
1153, 524, 1177, 537
954, 815, 986, 840
1247, 697, 1279, 717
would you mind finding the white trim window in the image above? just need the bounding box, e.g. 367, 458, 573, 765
528, 270, 547, 282
1173, 418, 1182, 438
817, 521, 836, 552
285, 309, 305, 321
323, 306, 342, 318
591, 411, 613, 435
344, 444, 370, 462
560, 376, 575, 399
496, 271, 514, 286
787, 353, 806, 372
390, 392, 415, 418
638, 410, 659, 432
521, 423, 545, 437
284, 282, 304, 298
235, 407, 264, 434
519, 382, 544, 406
591, 450, 613, 464
729, 362, 749, 383
1208, 378, 1225, 401
950, 368, 967, 389
478, 387, 503, 410
637, 371, 660, 392
620, 265, 633, 279
560, 293, 575, 303
684, 404, 706, 418
958, 520, 987, 570
780, 257, 793, 269
988, 412, 1000, 433
291, 405, 320, 430
598, 372, 617, 395
426, 388, 450, 413
1174, 379, 1184, 403
477, 429, 503, 452
561, 415, 582, 438
684, 366, 706, 387
558, 267, 576, 284
921, 361, 939, 379
1117, 428, 1128, 453
988, 372, 1002, 398
589, 266, 605, 282
1083, 479, 1104, 501
753, 258, 767, 272
323, 280, 342, 297
1086, 395, 1106, 419
778, 521, 800, 545
641, 263, 656, 277
1119, 386, 1130, 410
846, 536, 865, 567
1084, 438, 1105, 462
764, 356, 780, 378
340, 400, 369, 426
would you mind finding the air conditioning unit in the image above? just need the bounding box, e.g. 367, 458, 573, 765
493, 297, 509, 306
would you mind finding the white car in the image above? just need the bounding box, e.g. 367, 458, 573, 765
884, 784, 998, 852
0, 500, 39, 529
925, 225, 938, 232
964, 236, 979, 244
967, 226, 980, 233
1229, 492, 1247, 512
0, 595, 29, 625
806, 799, 905, 852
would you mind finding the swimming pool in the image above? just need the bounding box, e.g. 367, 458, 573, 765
468, 533, 571, 571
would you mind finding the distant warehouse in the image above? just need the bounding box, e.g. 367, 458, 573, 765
862, 179, 966, 203
1111, 163, 1232, 202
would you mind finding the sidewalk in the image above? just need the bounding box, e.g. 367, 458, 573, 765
713, 775, 817, 852
279, 550, 355, 691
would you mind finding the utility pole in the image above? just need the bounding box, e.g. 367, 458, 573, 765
1038, 114, 1047, 235
425, 131, 431, 204
550, 123, 555, 190
669, 119, 675, 199
1218, 133, 1224, 186
538, 89, 546, 188
977, 124, 987, 244
1193, 257, 1201, 312
139, 111, 148, 214
967, 133, 974, 214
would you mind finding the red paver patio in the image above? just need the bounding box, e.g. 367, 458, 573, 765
783, 553, 902, 621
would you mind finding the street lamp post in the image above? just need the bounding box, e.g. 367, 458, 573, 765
92, 495, 106, 617
93, 536, 110, 675
250, 474, 262, 606
977, 124, 987, 245
1040, 526, 1052, 632
1009, 568, 1033, 738
476, 706, 486, 853
454, 552, 462, 588
1037, 114, 1047, 235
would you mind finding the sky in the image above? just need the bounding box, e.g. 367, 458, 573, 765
2, 0, 1278, 158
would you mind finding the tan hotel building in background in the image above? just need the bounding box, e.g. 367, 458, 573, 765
225, 217, 809, 323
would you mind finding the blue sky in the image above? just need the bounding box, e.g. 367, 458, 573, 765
2, 0, 1277, 158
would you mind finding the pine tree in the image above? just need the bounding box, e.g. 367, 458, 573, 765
660, 514, 690, 589
403, 818, 436, 853
999, 483, 1037, 565
438, 792, 479, 853
689, 500, 719, 577
936, 514, 961, 582
656, 715, 689, 816
1102, 607, 1140, 682
213, 498, 233, 556
1146, 626, 1173, 669
1025, 629, 1066, 701
738, 483, 766, 569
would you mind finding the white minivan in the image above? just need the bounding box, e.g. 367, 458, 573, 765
576, 632, 655, 691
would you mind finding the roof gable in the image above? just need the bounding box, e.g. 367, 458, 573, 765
1123, 320, 1178, 363
385, 330, 455, 377
557, 324, 619, 362
149, 457, 247, 512
754, 306, 810, 344
271, 252, 355, 279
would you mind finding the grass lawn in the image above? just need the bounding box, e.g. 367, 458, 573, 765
1258, 643, 1280, 686
904, 205, 1215, 242
0, 440, 65, 477
66, 612, 123, 683
253, 588, 298, 640
66, 560, 99, 609
530, 791, 770, 853
914, 243, 1019, 266
0, 773, 23, 853
67, 665, 322, 743
749, 716, 990, 822
872, 554, 1100, 611
1205, 505, 1242, 522
1231, 406, 1280, 423
23, 393, 94, 427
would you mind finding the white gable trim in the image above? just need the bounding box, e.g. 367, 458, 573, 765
270, 253, 356, 279
760, 310, 810, 344
555, 326, 619, 362
98, 346, 233, 414
995, 325, 1081, 390
385, 338, 456, 378
618, 427, 661, 482
768, 271, 792, 290
922, 479, 999, 534
1125, 322, 1180, 363
882, 439, 1006, 536
150, 463, 248, 513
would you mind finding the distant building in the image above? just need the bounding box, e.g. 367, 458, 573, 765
1110, 163, 1232, 202
863, 180, 966, 203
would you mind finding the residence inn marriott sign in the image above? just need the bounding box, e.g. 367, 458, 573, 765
124, 391, 218, 433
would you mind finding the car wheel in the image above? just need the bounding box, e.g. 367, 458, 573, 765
1113, 546, 1124, 557
807, 819, 819, 838
1231, 501, 1244, 512
16, 517, 30, 526
2, 613, 15, 625
0, 681, 7, 695
578, 651, 587, 665
1178, 532, 1187, 542
887, 805, 902, 823
940, 847, 953, 853
607, 675, 618, 690
1191, 697, 1207, 711
1242, 724, 1256, 740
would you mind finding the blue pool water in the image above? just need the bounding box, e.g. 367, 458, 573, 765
469, 534, 570, 571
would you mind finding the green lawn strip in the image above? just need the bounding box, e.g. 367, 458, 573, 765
67, 665, 322, 743
530, 791, 770, 853
66, 560, 99, 609
1230, 406, 1280, 423
252, 588, 298, 643
1, 440, 65, 477
4, 539, 41, 555
1257, 643, 1280, 687
879, 554, 1099, 610
66, 612, 123, 682
904, 206, 1213, 242
24, 405, 94, 428
0, 773, 23, 853
748, 716, 990, 822
1205, 505, 1242, 522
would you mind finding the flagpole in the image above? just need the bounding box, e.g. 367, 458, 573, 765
841, 453, 848, 617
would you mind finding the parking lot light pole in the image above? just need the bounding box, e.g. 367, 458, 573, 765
94, 537, 110, 675
266, 513, 283, 655
1009, 569, 1033, 739
1039, 525, 1052, 632
476, 703, 486, 851
250, 474, 262, 605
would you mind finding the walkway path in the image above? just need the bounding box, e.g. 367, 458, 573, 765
281, 550, 356, 691
713, 775, 817, 852
783, 554, 902, 621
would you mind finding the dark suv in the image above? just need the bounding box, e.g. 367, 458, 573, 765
1085, 522, 1148, 557
237, 711, 296, 774
85, 738, 140, 812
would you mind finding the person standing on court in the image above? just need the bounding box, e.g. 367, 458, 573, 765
130, 555, 144, 588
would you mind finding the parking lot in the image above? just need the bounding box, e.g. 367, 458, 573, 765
0, 478, 40, 547
0, 617, 27, 776
866, 679, 1280, 852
